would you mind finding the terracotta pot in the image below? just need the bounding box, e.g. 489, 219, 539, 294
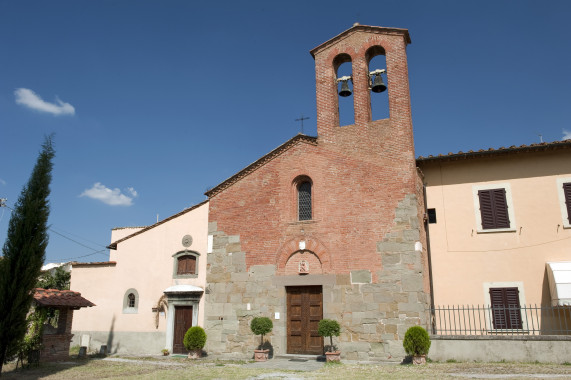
412, 354, 426, 365
254, 349, 270, 362
188, 349, 202, 359
325, 351, 341, 362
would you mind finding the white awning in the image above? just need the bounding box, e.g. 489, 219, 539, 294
163, 284, 204, 294
546, 262, 571, 306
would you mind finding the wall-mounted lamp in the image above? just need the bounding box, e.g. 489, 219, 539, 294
369, 69, 387, 93
336, 75, 353, 97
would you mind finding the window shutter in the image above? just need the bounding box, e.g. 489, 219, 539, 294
563, 183, 571, 224
491, 188, 510, 228
478, 190, 495, 229
490, 287, 522, 329
187, 256, 196, 274
177, 255, 196, 275
478, 188, 510, 229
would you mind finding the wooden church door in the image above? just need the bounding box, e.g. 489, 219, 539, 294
286, 286, 323, 354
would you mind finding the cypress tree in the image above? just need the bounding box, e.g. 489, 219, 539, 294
0, 136, 55, 372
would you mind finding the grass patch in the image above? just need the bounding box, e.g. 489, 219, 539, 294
446, 359, 458, 363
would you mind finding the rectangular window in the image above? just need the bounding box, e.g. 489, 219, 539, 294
427, 208, 437, 224
563, 183, 571, 224
177, 256, 196, 275
477, 188, 511, 230
489, 287, 522, 329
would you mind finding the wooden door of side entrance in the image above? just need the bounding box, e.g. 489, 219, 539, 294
286, 286, 323, 355
173, 306, 193, 354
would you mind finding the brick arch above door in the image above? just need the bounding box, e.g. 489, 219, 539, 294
275, 236, 330, 275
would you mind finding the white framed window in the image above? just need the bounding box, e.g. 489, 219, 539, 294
123, 288, 139, 314
473, 183, 516, 233
483, 281, 527, 331
556, 178, 571, 229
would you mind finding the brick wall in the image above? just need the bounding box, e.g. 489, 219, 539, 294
40, 308, 74, 362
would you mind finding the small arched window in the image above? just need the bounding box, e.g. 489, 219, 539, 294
127, 293, 136, 308
123, 288, 139, 314
298, 181, 312, 221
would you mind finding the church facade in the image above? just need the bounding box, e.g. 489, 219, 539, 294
203, 25, 431, 360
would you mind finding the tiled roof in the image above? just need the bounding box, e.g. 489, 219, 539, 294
33, 288, 95, 308
71, 261, 116, 268
417, 140, 571, 163
205, 134, 318, 198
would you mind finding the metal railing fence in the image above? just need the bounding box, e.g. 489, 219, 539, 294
430, 305, 571, 336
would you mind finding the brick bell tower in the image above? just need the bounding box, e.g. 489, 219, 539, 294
310, 24, 414, 159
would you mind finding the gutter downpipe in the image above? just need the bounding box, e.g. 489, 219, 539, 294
422, 177, 436, 335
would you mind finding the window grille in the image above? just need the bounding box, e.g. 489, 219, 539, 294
128, 293, 136, 308
298, 182, 312, 220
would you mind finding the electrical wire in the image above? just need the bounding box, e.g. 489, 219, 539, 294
55, 249, 108, 262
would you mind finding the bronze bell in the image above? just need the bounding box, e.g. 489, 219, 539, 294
371, 74, 387, 93
338, 80, 352, 97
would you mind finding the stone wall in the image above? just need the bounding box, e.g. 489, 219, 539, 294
205, 193, 429, 360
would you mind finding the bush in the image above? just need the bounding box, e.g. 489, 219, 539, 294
183, 326, 207, 351
250, 317, 273, 348
403, 326, 431, 356
317, 319, 340, 352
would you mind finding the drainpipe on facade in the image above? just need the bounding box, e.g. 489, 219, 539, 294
422, 180, 437, 335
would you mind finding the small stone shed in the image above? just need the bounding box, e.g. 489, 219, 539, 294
33, 288, 95, 362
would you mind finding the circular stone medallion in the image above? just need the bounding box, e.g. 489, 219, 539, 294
182, 234, 193, 247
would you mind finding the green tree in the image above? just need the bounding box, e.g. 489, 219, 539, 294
0, 136, 55, 373
36, 266, 70, 290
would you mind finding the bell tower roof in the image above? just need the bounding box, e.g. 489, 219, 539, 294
309, 24, 411, 58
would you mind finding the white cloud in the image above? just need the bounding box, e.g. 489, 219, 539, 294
14, 88, 75, 116
80, 183, 137, 206
563, 129, 571, 141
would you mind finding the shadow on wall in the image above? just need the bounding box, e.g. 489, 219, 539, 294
106, 315, 116, 354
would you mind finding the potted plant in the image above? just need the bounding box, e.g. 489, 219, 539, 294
403, 326, 431, 365
317, 319, 341, 362
161, 348, 169, 356
250, 317, 273, 361
183, 326, 207, 359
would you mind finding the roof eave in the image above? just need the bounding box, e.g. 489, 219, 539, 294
310, 24, 411, 58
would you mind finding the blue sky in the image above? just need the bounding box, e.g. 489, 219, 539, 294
1, 1, 570, 264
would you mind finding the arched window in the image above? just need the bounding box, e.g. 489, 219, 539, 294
333, 53, 354, 127
298, 181, 312, 221
172, 251, 200, 278
128, 293, 136, 307
123, 288, 139, 314
366, 45, 389, 121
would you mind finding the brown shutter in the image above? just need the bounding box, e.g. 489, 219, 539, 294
187, 256, 196, 274
490, 287, 522, 329
563, 183, 571, 224
177, 256, 196, 275
491, 188, 510, 228
478, 188, 510, 229
177, 256, 186, 275
478, 190, 495, 229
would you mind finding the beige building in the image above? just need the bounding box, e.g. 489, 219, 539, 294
419, 141, 571, 333
70, 201, 209, 354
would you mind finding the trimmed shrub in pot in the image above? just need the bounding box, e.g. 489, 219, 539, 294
317, 319, 341, 362
184, 326, 207, 359
250, 317, 273, 361
403, 326, 431, 365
